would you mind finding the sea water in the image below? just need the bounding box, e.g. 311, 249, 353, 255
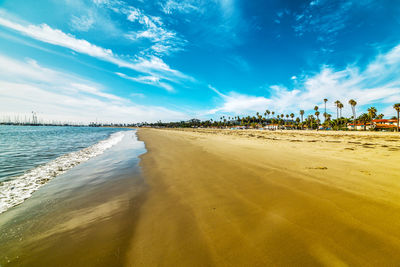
0, 126, 131, 214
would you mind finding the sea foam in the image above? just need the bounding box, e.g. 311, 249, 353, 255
0, 131, 125, 214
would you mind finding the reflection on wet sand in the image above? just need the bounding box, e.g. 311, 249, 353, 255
0, 131, 146, 266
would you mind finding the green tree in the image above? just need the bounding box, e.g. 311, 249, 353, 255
300, 110, 305, 125
295, 117, 300, 129
358, 113, 370, 131
315, 111, 320, 126
334, 100, 341, 120
394, 103, 400, 132
338, 102, 344, 118
348, 99, 357, 120
348, 99, 357, 129
367, 107, 377, 127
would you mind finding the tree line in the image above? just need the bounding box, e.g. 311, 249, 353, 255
144, 100, 400, 131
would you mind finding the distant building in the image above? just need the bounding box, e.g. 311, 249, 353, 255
372, 119, 399, 130
347, 119, 399, 131
263, 124, 280, 130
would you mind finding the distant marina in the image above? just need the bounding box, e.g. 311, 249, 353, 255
0, 111, 137, 127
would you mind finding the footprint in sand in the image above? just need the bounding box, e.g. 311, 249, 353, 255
306, 166, 328, 170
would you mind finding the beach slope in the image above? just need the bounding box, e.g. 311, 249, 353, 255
129, 128, 400, 266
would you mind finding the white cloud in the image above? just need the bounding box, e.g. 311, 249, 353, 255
70, 15, 95, 32
0, 16, 113, 58
116, 72, 174, 92
0, 15, 191, 84
70, 83, 124, 101
208, 92, 270, 115
161, 0, 202, 14
159, 0, 243, 48
0, 54, 188, 123
209, 43, 400, 118
292, 0, 373, 45
130, 92, 146, 98
93, 0, 186, 57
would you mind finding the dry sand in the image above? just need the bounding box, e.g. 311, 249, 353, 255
127, 128, 400, 266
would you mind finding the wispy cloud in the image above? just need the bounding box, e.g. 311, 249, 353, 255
160, 0, 202, 14
94, 0, 186, 57
70, 14, 95, 32
158, 0, 244, 48
209, 43, 400, 117
0, 14, 192, 85
116, 72, 174, 92
0, 54, 188, 123
130, 92, 146, 99
292, 0, 373, 46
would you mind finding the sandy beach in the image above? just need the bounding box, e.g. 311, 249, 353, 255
2, 128, 400, 266
127, 128, 400, 266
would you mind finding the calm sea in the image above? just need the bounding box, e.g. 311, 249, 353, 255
0, 126, 132, 213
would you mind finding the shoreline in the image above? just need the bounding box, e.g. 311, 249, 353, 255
127, 128, 400, 266
0, 130, 127, 215
1, 128, 400, 265
0, 131, 147, 266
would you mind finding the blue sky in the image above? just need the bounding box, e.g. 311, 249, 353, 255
0, 0, 399, 123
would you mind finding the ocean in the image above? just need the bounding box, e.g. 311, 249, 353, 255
0, 125, 140, 214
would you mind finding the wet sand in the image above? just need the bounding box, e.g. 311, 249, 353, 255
2, 128, 400, 266
0, 131, 146, 266
127, 128, 400, 266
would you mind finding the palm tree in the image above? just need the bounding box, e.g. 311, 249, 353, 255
367, 107, 377, 127
348, 99, 357, 127
300, 110, 305, 129
314, 106, 319, 127
300, 110, 304, 123
334, 100, 340, 119
324, 98, 328, 121
315, 111, 320, 125
339, 102, 344, 118
348, 99, 357, 120
359, 113, 370, 131
258, 113, 263, 123
394, 103, 400, 132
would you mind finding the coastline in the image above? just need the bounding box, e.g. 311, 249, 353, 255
0, 130, 146, 266
2, 128, 400, 265
127, 128, 400, 266
0, 130, 126, 214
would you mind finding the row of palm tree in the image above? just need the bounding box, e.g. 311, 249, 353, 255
146, 101, 400, 131
214, 100, 400, 131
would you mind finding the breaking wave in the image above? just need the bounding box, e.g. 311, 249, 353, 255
0, 131, 125, 214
